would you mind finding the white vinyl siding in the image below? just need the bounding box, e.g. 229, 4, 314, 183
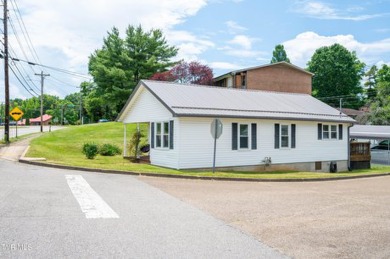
176, 118, 349, 169
121, 86, 172, 123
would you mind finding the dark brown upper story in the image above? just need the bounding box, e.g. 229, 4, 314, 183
213, 62, 313, 95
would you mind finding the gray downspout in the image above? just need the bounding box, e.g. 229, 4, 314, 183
347, 123, 353, 171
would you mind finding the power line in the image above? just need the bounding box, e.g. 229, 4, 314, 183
9, 64, 37, 97
10, 0, 41, 64
10, 60, 39, 95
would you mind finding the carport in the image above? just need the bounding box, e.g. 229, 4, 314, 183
350, 125, 390, 165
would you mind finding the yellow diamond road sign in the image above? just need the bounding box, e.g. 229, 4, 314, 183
10, 107, 24, 121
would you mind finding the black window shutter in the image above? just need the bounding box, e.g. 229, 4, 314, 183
151, 122, 155, 148
232, 123, 238, 150
169, 120, 174, 149
291, 124, 296, 148
339, 124, 343, 140
274, 123, 280, 149
318, 123, 322, 140
251, 123, 257, 150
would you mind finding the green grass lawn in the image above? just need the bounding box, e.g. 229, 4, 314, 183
26, 122, 390, 179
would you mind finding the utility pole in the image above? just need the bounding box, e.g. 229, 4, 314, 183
35, 71, 50, 132
3, 0, 10, 143
339, 98, 342, 118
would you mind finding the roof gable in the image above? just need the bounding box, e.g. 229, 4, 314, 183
213, 61, 313, 81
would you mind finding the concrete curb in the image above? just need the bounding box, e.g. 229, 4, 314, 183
18, 155, 390, 182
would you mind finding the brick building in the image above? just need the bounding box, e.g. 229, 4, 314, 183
213, 61, 313, 94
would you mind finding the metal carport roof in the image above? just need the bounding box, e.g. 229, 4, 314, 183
350, 125, 390, 139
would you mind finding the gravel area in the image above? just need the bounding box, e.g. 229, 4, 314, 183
140, 175, 390, 259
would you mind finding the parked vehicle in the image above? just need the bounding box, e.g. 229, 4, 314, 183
98, 119, 109, 123
371, 140, 390, 150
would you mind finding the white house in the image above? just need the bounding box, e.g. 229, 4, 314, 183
117, 80, 355, 172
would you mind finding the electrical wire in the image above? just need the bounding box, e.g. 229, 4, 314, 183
10, 0, 41, 64
8, 65, 37, 97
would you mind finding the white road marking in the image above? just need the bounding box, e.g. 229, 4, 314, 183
66, 175, 119, 219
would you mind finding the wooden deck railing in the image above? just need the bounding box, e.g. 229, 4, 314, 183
350, 142, 371, 162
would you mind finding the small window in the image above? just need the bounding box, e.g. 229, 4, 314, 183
281, 125, 289, 148
239, 124, 249, 149
323, 125, 329, 139
331, 125, 337, 139
322, 124, 337, 140
156, 123, 162, 148
155, 122, 170, 149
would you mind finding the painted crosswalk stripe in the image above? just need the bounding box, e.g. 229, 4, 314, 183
66, 175, 119, 219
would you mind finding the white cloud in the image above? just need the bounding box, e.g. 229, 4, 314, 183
283, 31, 390, 67
3, 0, 208, 100
166, 30, 215, 62
225, 21, 247, 34
228, 35, 253, 49
293, 1, 387, 21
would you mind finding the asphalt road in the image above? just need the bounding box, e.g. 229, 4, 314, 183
0, 159, 286, 258
0, 125, 65, 139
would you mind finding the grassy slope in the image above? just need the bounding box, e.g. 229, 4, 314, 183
27, 122, 390, 179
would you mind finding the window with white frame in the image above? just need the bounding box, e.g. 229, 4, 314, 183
239, 124, 249, 149
330, 125, 337, 139
323, 125, 329, 139
280, 125, 289, 148
322, 124, 337, 140
155, 122, 169, 148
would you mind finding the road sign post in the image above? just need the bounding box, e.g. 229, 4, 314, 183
10, 107, 24, 139
210, 119, 223, 174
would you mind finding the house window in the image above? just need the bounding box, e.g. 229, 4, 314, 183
239, 124, 249, 149
155, 122, 169, 148
323, 125, 329, 139
241, 73, 246, 89
163, 122, 169, 148
281, 125, 289, 148
331, 125, 337, 139
322, 124, 337, 140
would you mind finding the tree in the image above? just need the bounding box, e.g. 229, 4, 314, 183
88, 25, 178, 119
307, 43, 365, 109
271, 44, 290, 64
364, 65, 378, 101
150, 61, 213, 85
368, 64, 390, 125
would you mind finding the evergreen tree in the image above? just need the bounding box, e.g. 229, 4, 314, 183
271, 44, 290, 63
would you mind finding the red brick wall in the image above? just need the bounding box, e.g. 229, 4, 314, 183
246, 64, 312, 94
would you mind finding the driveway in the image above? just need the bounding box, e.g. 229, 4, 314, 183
141, 175, 390, 258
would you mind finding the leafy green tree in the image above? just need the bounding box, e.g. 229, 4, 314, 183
88, 25, 178, 119
271, 44, 290, 64
368, 64, 390, 125
307, 43, 365, 109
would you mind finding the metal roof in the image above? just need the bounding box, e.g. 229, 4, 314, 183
117, 80, 355, 123
350, 125, 390, 139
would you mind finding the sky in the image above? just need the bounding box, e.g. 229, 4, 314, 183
1, 0, 390, 101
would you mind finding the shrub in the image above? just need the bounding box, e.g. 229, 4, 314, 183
82, 143, 99, 159
128, 130, 145, 158
99, 143, 121, 156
